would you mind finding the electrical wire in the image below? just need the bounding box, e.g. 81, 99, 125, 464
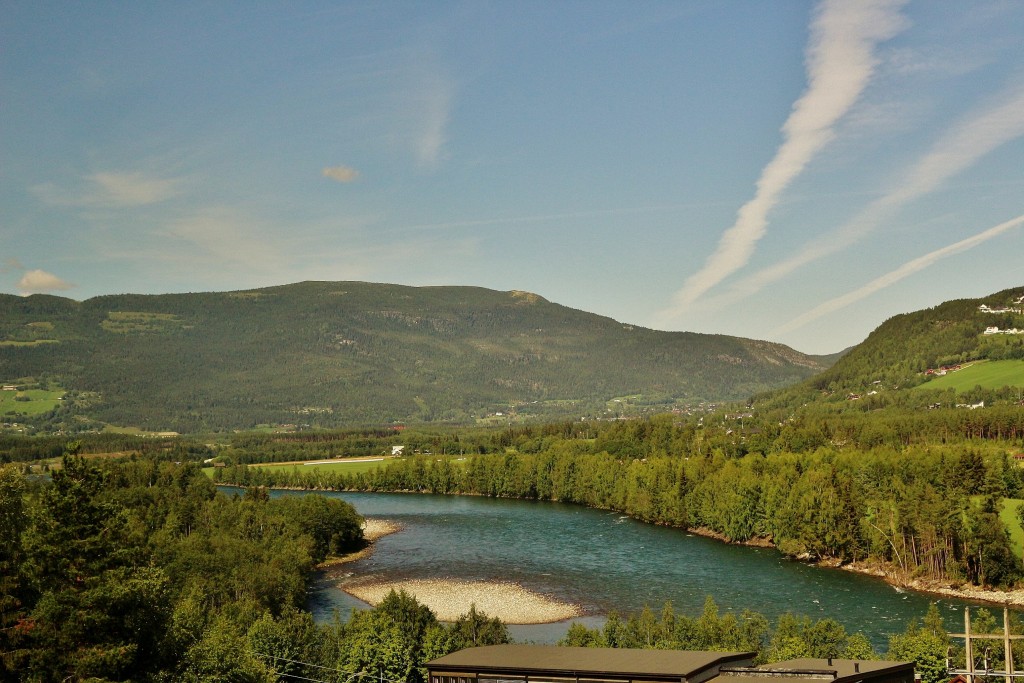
251, 650, 407, 683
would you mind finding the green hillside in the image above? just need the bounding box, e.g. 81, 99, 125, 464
755, 286, 1024, 411
915, 360, 1024, 392
0, 281, 832, 432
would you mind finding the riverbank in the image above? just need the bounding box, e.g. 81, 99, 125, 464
330, 516, 582, 623
318, 517, 404, 567
227, 482, 1023, 610
342, 578, 582, 623
837, 560, 1024, 608
677, 523, 1024, 608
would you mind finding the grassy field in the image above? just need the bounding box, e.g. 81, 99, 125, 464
1000, 497, 1024, 558
252, 458, 393, 475
919, 360, 1024, 391
0, 340, 59, 347
203, 455, 470, 480
202, 457, 398, 479
0, 388, 65, 416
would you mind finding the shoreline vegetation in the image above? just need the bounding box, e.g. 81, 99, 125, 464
683, 525, 1024, 608
317, 517, 404, 567
284, 486, 1024, 617
328, 516, 581, 623
306, 491, 1024, 614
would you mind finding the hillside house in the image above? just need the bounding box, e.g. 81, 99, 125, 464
955, 401, 985, 409
979, 304, 1021, 314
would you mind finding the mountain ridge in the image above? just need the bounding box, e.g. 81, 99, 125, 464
0, 280, 833, 432
752, 285, 1024, 412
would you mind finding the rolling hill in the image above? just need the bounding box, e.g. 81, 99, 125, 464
0, 281, 834, 432
754, 286, 1024, 411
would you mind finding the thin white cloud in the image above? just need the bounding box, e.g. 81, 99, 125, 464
659, 0, 908, 322
165, 207, 283, 270
414, 70, 454, 167
32, 171, 182, 208
398, 201, 735, 232
323, 166, 360, 183
1, 258, 25, 274
17, 269, 75, 295
772, 212, 1024, 336
89, 172, 181, 206
723, 80, 1024, 302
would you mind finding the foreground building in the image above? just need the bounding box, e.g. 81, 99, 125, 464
427, 646, 913, 683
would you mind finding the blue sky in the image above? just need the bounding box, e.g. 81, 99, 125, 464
3, 1, 1023, 354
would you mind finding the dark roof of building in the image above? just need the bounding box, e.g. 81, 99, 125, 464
715, 659, 913, 683
427, 645, 755, 679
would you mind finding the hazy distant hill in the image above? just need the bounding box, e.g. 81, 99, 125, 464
754, 286, 1024, 411
0, 281, 835, 432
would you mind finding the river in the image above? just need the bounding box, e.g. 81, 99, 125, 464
280, 489, 997, 650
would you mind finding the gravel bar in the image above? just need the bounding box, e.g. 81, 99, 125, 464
362, 518, 403, 541
342, 578, 582, 624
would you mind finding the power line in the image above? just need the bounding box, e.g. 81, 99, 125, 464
253, 651, 350, 675
252, 650, 406, 683
272, 671, 336, 683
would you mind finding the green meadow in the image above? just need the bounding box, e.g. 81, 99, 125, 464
919, 360, 1024, 391
0, 387, 65, 417
999, 497, 1024, 558
203, 455, 471, 479
253, 458, 392, 475
203, 457, 396, 478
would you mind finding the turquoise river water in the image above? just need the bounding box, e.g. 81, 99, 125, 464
266, 489, 1010, 650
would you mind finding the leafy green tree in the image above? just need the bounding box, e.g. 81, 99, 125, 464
445, 604, 511, 650
560, 622, 607, 647
181, 611, 273, 682
20, 455, 172, 681
887, 605, 950, 683
248, 608, 324, 683
763, 613, 872, 663
0, 464, 29, 675
966, 497, 1022, 586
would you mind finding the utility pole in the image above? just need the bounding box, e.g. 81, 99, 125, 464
949, 606, 1024, 683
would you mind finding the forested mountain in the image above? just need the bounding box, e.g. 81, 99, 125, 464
754, 287, 1024, 412
0, 281, 832, 432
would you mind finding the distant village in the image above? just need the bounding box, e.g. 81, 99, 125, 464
979, 297, 1024, 334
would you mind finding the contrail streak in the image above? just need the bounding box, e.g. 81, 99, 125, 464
658, 0, 907, 323
771, 212, 1024, 336
725, 81, 1024, 303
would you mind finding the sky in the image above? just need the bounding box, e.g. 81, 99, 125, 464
3, 1, 1023, 355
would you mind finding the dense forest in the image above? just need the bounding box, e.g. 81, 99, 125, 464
0, 450, 1011, 683
4, 286, 1024, 680
0, 281, 833, 432
0, 453, 520, 682
757, 287, 1024, 412
215, 405, 1024, 590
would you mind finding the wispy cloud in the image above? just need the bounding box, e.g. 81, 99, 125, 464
323, 166, 360, 183
1, 258, 25, 274
658, 0, 908, 322
17, 269, 75, 295
164, 207, 284, 270
723, 80, 1024, 301
32, 171, 182, 208
413, 69, 454, 168
772, 212, 1024, 336
397, 201, 735, 233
